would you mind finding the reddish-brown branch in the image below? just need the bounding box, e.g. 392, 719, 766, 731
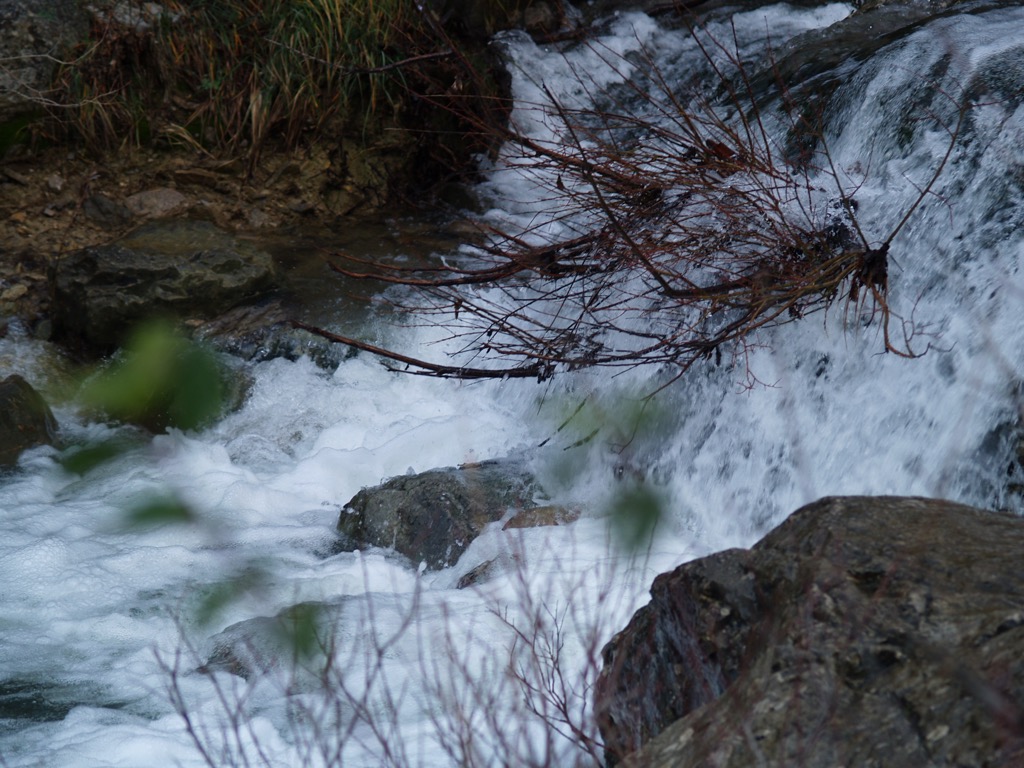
292, 320, 551, 380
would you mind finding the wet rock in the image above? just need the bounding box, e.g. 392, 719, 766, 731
200, 601, 344, 680
50, 219, 277, 356
595, 496, 1024, 767
91, 0, 178, 32
0, 374, 58, 465
523, 1, 566, 35
433, 0, 578, 39
741, 0, 996, 114
0, 0, 88, 122
456, 558, 500, 589
502, 504, 580, 530
335, 458, 545, 570
190, 299, 352, 368
0, 283, 27, 301
200, 595, 414, 684
0, 678, 118, 724
82, 194, 134, 228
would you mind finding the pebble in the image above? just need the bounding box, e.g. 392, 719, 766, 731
1, 284, 28, 301
124, 187, 188, 218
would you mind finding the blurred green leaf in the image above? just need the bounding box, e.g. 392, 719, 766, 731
60, 438, 131, 475
608, 484, 664, 551
193, 565, 270, 627
276, 603, 325, 663
123, 494, 196, 529
164, 343, 225, 431
78, 320, 226, 432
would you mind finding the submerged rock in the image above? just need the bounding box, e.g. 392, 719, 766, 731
199, 594, 415, 684
334, 458, 544, 570
0, 374, 58, 465
190, 299, 352, 368
50, 219, 277, 356
596, 496, 1024, 767
200, 602, 334, 680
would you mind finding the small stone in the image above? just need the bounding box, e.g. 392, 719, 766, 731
457, 559, 497, 589
2, 168, 31, 186
288, 199, 316, 214
246, 208, 276, 229
502, 504, 580, 530
1, 284, 28, 301
124, 187, 188, 218
0, 375, 59, 465
83, 194, 134, 228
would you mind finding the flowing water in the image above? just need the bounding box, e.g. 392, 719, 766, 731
2, 3, 1024, 766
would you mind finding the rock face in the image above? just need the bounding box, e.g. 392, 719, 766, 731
335, 458, 543, 570
595, 496, 1024, 767
0, 0, 88, 122
50, 220, 277, 355
0, 374, 58, 465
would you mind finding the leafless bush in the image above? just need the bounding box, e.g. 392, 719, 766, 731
158, 534, 640, 767
297, 21, 970, 388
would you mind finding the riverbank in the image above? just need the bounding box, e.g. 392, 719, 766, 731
0, 129, 512, 371
0, 141, 348, 332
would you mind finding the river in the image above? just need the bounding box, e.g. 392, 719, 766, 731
2, 2, 1023, 766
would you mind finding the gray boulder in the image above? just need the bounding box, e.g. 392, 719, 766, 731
50, 219, 277, 355
0, 374, 58, 465
0, 0, 88, 122
335, 458, 543, 570
596, 496, 1024, 767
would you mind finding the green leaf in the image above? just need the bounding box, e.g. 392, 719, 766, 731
60, 438, 130, 475
608, 484, 664, 551
275, 603, 325, 663
78, 320, 226, 432
193, 565, 270, 627
123, 494, 196, 529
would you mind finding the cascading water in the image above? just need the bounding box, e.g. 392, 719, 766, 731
1, 3, 1023, 766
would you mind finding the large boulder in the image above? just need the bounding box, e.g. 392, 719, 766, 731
595, 496, 1024, 767
0, 374, 58, 465
0, 0, 88, 123
335, 458, 544, 570
50, 219, 277, 356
